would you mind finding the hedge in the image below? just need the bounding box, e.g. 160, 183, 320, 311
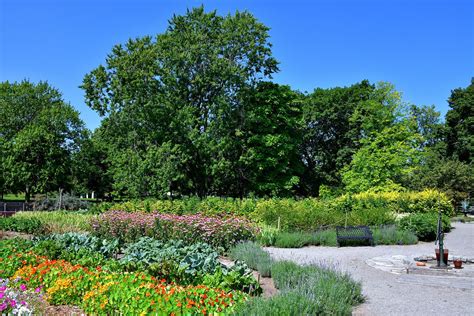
93, 189, 453, 232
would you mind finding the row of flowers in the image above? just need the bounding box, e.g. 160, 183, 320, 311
0, 278, 45, 315
0, 239, 247, 314
91, 210, 259, 249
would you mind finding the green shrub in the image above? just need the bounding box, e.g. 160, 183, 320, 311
257, 225, 279, 246
33, 193, 89, 211
273, 232, 313, 248
12, 211, 92, 234
237, 261, 363, 315
398, 213, 451, 241
0, 216, 44, 234
268, 230, 338, 248
36, 232, 120, 258
93, 189, 453, 232
106, 197, 258, 216
228, 241, 273, 277
372, 225, 418, 245
312, 229, 338, 247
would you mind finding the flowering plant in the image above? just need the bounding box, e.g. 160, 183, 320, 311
0, 278, 45, 315
91, 211, 258, 249
2, 241, 248, 314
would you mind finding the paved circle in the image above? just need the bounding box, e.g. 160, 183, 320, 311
265, 222, 474, 315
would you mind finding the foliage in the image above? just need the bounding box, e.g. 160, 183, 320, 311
11, 211, 93, 234
35, 232, 119, 258
300, 80, 376, 194
235, 82, 303, 196
97, 197, 258, 215
409, 104, 445, 149
0, 278, 46, 315
398, 213, 451, 241
0, 217, 44, 234
33, 193, 89, 211
1, 240, 248, 314
273, 232, 314, 248
342, 123, 423, 193
257, 225, 279, 247
98, 189, 453, 233
445, 78, 474, 163
120, 237, 258, 292
410, 153, 474, 207
91, 211, 258, 249
228, 242, 273, 277
257, 226, 416, 248
272, 230, 338, 248
237, 261, 363, 315
451, 215, 474, 223
81, 7, 279, 198
0, 80, 86, 200
371, 225, 418, 245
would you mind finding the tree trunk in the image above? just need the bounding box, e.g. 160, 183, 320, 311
25, 186, 31, 202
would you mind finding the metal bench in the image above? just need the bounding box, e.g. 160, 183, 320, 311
336, 225, 374, 247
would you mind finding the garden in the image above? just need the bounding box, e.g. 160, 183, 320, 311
0, 188, 458, 315
1, 4, 472, 316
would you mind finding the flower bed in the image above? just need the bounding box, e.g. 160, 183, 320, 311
0, 239, 248, 314
91, 211, 258, 249
0, 278, 46, 315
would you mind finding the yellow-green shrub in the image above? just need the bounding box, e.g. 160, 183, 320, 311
97, 189, 453, 232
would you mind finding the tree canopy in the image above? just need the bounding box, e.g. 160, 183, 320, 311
0, 80, 86, 200
2, 8, 472, 205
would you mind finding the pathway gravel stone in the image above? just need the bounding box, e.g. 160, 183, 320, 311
265, 222, 474, 315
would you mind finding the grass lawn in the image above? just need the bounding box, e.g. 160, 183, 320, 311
2, 193, 25, 201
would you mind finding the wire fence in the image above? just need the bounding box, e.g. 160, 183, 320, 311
0, 202, 34, 217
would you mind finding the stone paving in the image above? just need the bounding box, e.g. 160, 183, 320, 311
265, 222, 474, 315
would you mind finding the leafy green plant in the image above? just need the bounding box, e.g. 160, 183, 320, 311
228, 241, 272, 277
273, 232, 313, 248
257, 225, 279, 246
267, 230, 338, 248
398, 213, 451, 241
372, 225, 418, 245
120, 237, 258, 292
11, 211, 93, 234
237, 261, 363, 315
37, 232, 119, 258
0, 217, 44, 234
33, 193, 89, 211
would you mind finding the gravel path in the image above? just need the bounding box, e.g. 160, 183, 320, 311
265, 222, 474, 315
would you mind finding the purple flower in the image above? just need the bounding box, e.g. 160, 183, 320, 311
20, 284, 27, 291
0, 303, 7, 311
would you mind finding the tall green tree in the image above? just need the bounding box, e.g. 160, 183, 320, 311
236, 82, 303, 196
300, 80, 377, 195
0, 80, 86, 201
409, 104, 444, 149
82, 7, 278, 197
445, 78, 474, 163
341, 83, 424, 192
71, 129, 112, 198
342, 122, 423, 192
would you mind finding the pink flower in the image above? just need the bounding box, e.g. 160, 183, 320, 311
20, 284, 27, 291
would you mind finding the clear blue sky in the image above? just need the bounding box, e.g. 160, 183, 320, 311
1, 0, 473, 130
